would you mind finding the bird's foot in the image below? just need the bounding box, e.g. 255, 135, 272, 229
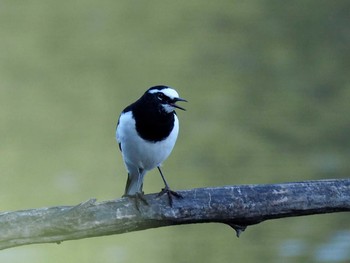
157, 187, 183, 207
123, 192, 148, 210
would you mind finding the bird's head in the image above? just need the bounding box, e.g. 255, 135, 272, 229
146, 85, 187, 113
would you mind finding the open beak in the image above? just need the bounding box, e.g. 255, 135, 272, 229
171, 97, 187, 111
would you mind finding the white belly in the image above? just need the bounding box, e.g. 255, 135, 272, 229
116, 111, 179, 171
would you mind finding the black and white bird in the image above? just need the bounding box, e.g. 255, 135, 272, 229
116, 85, 187, 207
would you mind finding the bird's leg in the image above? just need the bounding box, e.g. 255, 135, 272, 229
122, 169, 149, 210
123, 192, 148, 211
156, 166, 183, 207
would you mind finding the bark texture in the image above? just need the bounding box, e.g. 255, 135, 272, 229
1, 179, 349, 250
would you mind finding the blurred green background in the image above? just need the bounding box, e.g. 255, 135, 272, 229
1, 0, 350, 262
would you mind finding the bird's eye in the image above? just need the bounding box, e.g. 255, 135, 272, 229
157, 93, 166, 102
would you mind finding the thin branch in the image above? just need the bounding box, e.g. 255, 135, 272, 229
1, 179, 349, 250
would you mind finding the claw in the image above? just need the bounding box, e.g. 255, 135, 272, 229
157, 187, 183, 207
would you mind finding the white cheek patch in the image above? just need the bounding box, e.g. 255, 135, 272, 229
162, 104, 175, 113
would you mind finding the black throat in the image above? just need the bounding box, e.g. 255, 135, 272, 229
127, 95, 175, 142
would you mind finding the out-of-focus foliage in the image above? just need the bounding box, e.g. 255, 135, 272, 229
1, 1, 349, 262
